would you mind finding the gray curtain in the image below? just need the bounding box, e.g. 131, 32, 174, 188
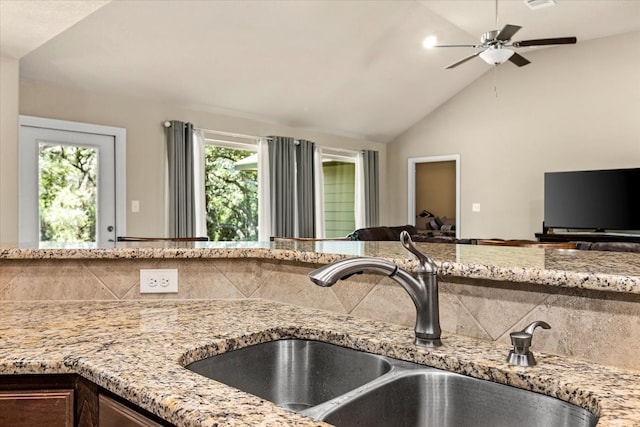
268, 136, 296, 237
296, 139, 315, 238
363, 150, 379, 227
166, 120, 195, 237
268, 136, 316, 238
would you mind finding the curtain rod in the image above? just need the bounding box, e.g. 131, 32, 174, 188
203, 137, 258, 150
197, 127, 262, 141
163, 121, 375, 155
322, 146, 361, 155
164, 121, 262, 141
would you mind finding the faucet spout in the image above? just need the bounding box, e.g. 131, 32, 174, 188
308, 231, 442, 347
308, 257, 398, 287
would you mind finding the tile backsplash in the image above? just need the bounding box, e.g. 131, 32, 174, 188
1, 258, 638, 371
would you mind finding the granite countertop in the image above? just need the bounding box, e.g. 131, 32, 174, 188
1, 299, 639, 426
1, 241, 639, 295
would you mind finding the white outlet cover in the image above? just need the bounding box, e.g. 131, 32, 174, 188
140, 269, 178, 293
472, 203, 481, 212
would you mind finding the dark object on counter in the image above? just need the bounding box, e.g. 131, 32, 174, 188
411, 235, 477, 244
575, 241, 640, 253
347, 225, 419, 241
346, 225, 474, 244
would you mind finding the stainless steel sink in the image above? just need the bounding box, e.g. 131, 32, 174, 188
186, 339, 391, 411
186, 339, 598, 426
317, 370, 598, 427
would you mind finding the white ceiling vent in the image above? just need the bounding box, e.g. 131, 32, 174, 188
524, 0, 556, 10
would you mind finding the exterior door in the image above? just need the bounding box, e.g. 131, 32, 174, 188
19, 116, 125, 245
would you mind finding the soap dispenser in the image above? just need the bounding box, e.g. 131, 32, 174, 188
507, 321, 551, 367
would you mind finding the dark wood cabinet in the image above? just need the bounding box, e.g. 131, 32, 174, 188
0, 375, 97, 427
0, 389, 74, 427
0, 375, 173, 427
99, 394, 164, 427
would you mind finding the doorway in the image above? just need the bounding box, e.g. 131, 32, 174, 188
407, 155, 460, 238
18, 116, 126, 245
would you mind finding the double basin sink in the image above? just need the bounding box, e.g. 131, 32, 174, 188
186, 339, 597, 427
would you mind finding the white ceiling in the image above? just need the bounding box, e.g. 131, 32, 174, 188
0, 0, 110, 58
3, 0, 640, 143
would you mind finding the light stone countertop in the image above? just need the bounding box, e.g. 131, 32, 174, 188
1, 240, 639, 294
1, 299, 639, 426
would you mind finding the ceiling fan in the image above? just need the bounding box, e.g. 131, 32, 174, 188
432, 2, 577, 69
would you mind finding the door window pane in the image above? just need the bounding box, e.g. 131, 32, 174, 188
38, 143, 97, 242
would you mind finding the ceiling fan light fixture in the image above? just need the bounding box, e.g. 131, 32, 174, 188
422, 35, 438, 49
479, 48, 514, 65
524, 0, 556, 10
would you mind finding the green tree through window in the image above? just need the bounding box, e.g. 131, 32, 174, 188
39, 144, 97, 242
204, 146, 258, 241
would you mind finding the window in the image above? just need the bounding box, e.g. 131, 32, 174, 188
322, 161, 356, 237
321, 151, 358, 238
203, 144, 258, 241
196, 130, 364, 241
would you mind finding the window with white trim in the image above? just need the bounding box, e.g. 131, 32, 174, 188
202, 137, 258, 241
197, 130, 361, 240
321, 151, 357, 238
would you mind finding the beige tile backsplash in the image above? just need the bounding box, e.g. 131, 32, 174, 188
1, 258, 638, 371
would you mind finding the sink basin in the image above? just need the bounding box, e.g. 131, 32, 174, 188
320, 371, 598, 427
186, 339, 391, 411
186, 339, 597, 426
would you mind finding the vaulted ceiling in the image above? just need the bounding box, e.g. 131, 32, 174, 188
2, 0, 639, 142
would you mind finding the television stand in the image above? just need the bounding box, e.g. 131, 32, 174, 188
535, 233, 640, 244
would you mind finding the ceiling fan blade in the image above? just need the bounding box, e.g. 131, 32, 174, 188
445, 52, 482, 69
512, 37, 577, 47
509, 52, 531, 67
433, 44, 481, 48
496, 24, 522, 42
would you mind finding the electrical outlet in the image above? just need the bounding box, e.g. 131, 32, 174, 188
140, 269, 178, 293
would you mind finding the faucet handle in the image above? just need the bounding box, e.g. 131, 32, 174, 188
507, 321, 550, 367
400, 231, 437, 273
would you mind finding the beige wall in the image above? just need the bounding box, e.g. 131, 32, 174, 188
388, 31, 640, 239
0, 56, 19, 244
17, 81, 388, 237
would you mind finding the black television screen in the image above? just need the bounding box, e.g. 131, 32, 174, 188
544, 168, 640, 231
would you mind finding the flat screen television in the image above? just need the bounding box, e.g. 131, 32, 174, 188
544, 167, 640, 232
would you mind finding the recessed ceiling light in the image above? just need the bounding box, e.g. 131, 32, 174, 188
422, 35, 438, 49
524, 0, 556, 10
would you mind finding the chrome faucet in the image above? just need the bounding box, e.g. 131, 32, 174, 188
308, 231, 442, 347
